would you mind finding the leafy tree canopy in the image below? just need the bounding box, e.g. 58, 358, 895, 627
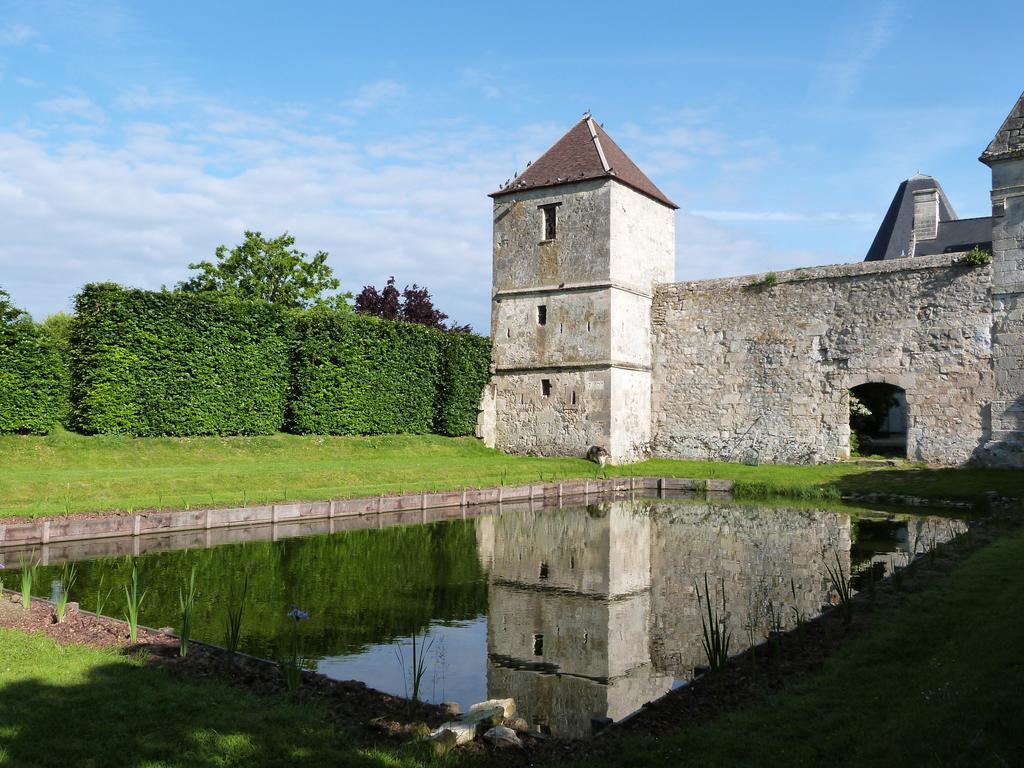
0, 287, 29, 326
355, 277, 471, 332
177, 231, 347, 309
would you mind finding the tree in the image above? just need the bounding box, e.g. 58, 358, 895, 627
354, 277, 471, 332
0, 287, 28, 326
177, 231, 346, 309
354, 277, 401, 321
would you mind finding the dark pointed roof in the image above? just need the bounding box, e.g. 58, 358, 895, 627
491, 116, 678, 209
865, 175, 957, 261
865, 174, 992, 261
980, 91, 1024, 165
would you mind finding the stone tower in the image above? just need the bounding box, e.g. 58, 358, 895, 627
980, 91, 1024, 466
480, 116, 676, 463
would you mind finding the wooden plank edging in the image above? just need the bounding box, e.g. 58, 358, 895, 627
0, 476, 727, 548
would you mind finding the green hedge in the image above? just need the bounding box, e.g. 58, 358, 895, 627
0, 320, 67, 434
71, 284, 290, 436
289, 311, 442, 434
69, 285, 492, 438
435, 331, 492, 436
289, 311, 491, 436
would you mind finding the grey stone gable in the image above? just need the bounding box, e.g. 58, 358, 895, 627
981, 91, 1024, 164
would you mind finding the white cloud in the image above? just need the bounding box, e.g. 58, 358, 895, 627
677, 213, 848, 281
0, 98, 541, 331
38, 95, 108, 123
0, 23, 36, 46
343, 80, 407, 115
820, 4, 896, 104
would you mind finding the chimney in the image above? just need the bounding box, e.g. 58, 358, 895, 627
912, 187, 939, 241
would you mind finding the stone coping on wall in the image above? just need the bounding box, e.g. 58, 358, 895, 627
658, 252, 977, 295
0, 477, 734, 553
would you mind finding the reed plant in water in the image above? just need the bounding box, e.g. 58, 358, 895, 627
824, 551, 853, 624
696, 572, 732, 672
123, 560, 148, 642
55, 563, 78, 623
223, 571, 250, 660
178, 566, 198, 657
283, 606, 309, 692
19, 552, 37, 610
395, 629, 436, 706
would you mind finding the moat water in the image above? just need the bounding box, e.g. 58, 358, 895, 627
8, 495, 967, 738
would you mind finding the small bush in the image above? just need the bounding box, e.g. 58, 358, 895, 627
960, 247, 992, 267
744, 272, 779, 292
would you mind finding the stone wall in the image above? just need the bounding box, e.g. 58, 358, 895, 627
982, 156, 1024, 466
650, 254, 995, 464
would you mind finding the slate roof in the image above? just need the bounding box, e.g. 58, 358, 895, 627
915, 216, 993, 257
866, 175, 956, 261
864, 174, 991, 261
981, 91, 1024, 165
491, 116, 678, 209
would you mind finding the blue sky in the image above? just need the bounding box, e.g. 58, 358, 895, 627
1, 0, 1021, 331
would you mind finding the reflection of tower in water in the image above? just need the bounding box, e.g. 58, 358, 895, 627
476, 501, 673, 738
476, 499, 871, 738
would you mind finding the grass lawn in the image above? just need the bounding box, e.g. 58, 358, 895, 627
1, 429, 1021, 517
2, 522, 1022, 767
0, 629, 423, 768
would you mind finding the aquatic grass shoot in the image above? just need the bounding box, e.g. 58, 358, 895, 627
696, 572, 732, 672
223, 571, 250, 660
824, 551, 853, 624
395, 629, 437, 707
55, 562, 78, 623
94, 572, 114, 618
123, 560, 148, 643
283, 605, 309, 692
19, 552, 38, 610
178, 566, 199, 657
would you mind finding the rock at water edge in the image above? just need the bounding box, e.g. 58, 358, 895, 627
483, 725, 522, 749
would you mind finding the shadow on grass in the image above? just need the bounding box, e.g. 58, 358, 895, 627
832, 465, 1023, 503
0, 655, 410, 768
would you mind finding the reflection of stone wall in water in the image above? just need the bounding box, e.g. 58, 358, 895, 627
648, 503, 850, 676
476, 503, 672, 736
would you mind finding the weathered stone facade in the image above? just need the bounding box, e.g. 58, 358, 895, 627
486, 176, 673, 463
480, 95, 1024, 466
651, 255, 995, 464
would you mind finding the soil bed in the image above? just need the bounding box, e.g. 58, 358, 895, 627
0, 591, 450, 746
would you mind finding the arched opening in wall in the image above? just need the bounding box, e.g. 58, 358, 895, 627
849, 383, 908, 458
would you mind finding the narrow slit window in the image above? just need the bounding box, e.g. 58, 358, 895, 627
506, 328, 511, 338
559, 322, 563, 334
542, 205, 557, 240
537, 305, 547, 325
541, 379, 552, 397
539, 562, 549, 580
571, 390, 577, 406
533, 634, 544, 656
587, 320, 591, 332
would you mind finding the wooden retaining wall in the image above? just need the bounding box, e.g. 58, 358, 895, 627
0, 477, 733, 565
